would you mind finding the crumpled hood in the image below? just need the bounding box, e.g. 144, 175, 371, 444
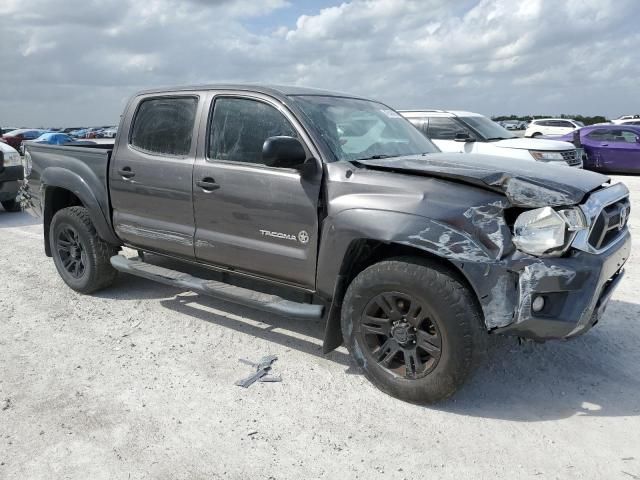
357, 152, 609, 207
491, 137, 575, 151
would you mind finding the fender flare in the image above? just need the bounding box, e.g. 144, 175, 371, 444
318, 208, 510, 353
41, 167, 120, 250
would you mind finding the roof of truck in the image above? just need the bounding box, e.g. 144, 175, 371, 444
135, 84, 368, 100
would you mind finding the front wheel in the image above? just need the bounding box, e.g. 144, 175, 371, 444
50, 206, 118, 294
341, 258, 482, 404
1, 199, 22, 212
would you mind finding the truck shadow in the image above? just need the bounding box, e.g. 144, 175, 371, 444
435, 298, 640, 421
159, 293, 353, 368
98, 255, 640, 421
95, 255, 352, 367
0, 210, 40, 227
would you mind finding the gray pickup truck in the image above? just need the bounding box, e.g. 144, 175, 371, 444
23, 84, 631, 403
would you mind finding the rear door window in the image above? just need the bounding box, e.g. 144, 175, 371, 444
586, 129, 612, 141
427, 117, 468, 140
207, 97, 297, 165
130, 96, 198, 156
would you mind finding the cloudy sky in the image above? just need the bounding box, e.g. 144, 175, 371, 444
1, 0, 638, 127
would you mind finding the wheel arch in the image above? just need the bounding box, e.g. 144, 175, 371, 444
42, 168, 120, 256
322, 238, 485, 353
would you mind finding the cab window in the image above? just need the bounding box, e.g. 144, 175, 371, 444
130, 96, 198, 156
208, 97, 298, 165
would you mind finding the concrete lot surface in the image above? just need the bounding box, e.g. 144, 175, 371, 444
1, 175, 639, 479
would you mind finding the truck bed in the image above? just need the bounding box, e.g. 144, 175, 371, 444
24, 142, 115, 236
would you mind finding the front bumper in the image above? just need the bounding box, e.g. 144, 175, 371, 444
0, 165, 23, 201
494, 230, 631, 340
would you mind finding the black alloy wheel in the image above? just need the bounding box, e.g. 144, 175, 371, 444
56, 225, 87, 279
341, 258, 483, 403
360, 291, 442, 379
49, 206, 118, 293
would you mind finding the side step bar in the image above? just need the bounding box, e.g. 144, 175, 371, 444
110, 255, 324, 320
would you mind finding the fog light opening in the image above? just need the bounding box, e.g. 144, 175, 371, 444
532, 296, 546, 313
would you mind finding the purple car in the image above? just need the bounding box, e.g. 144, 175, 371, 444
550, 125, 640, 174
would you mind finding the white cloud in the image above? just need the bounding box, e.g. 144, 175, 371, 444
0, 0, 638, 126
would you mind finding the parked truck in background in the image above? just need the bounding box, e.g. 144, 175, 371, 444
22, 84, 631, 403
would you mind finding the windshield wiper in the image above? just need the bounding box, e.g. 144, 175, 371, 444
355, 154, 398, 161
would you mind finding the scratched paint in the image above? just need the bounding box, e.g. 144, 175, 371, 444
514, 263, 577, 323
481, 274, 517, 328
463, 200, 510, 259
407, 221, 493, 263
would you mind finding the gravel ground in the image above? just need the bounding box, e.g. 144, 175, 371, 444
1, 175, 639, 480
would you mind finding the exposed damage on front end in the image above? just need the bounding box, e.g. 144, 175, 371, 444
354, 155, 631, 340
441, 181, 630, 340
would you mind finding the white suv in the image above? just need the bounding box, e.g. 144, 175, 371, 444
612, 115, 640, 125
524, 118, 583, 137
400, 110, 583, 167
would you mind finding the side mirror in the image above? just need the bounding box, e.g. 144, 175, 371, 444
262, 136, 306, 168
454, 132, 474, 142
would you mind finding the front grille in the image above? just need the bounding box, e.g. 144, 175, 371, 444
560, 149, 582, 166
588, 198, 631, 250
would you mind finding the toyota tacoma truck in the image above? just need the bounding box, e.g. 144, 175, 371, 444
22, 85, 631, 403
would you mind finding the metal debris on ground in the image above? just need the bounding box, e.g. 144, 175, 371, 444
235, 355, 282, 388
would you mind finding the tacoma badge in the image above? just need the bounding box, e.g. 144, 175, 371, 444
259, 230, 298, 241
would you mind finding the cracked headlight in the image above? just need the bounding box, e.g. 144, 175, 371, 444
513, 206, 586, 256
529, 150, 564, 162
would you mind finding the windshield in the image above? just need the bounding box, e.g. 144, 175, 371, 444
459, 116, 516, 140
291, 95, 439, 161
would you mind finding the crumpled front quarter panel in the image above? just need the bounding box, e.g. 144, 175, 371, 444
317, 162, 516, 322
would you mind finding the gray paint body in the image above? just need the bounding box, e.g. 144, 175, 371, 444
23, 84, 631, 351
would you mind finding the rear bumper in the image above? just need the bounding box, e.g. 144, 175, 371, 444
0, 165, 23, 201
494, 230, 631, 341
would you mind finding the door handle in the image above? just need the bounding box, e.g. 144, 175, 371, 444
601, 144, 609, 147
196, 177, 220, 191
118, 167, 135, 179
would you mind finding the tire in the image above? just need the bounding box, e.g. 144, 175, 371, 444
50, 206, 118, 294
341, 258, 483, 404
1, 199, 22, 212
531, 132, 542, 137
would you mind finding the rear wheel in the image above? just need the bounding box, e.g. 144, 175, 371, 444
531, 132, 542, 137
50, 206, 118, 293
341, 258, 482, 404
1, 199, 21, 212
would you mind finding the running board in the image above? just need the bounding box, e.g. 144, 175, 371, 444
110, 255, 324, 320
